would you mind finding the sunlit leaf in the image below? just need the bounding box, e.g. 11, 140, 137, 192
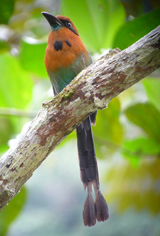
0, 126, 10, 154
0, 53, 33, 109
19, 38, 47, 77
93, 97, 124, 158
0, 53, 33, 151
105, 158, 160, 215
0, 186, 27, 236
143, 77, 160, 111
0, 40, 10, 53
0, 144, 9, 155
0, 117, 13, 148
125, 103, 160, 143
0, 0, 14, 24
61, 0, 125, 52
121, 137, 160, 166
113, 7, 160, 49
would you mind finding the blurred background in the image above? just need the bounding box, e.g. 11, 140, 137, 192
0, 0, 160, 235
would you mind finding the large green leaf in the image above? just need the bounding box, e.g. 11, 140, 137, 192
143, 77, 160, 111
0, 40, 10, 53
121, 137, 160, 166
0, 187, 27, 236
61, 0, 125, 52
120, 0, 160, 17
113, 7, 160, 49
93, 97, 124, 158
0, 0, 15, 24
125, 103, 160, 143
0, 53, 33, 154
0, 117, 13, 151
105, 157, 160, 215
19, 38, 47, 77
0, 53, 33, 109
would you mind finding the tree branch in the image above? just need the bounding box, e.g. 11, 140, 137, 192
0, 26, 160, 211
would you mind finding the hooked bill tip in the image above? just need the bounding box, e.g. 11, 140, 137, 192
41, 11, 49, 17
41, 12, 63, 28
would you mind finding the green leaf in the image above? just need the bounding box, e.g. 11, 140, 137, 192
0, 40, 10, 53
0, 53, 33, 153
143, 78, 160, 111
93, 97, 124, 158
113, 7, 160, 49
61, 0, 125, 52
0, 144, 9, 155
120, 0, 144, 17
0, 53, 33, 109
19, 38, 47, 77
0, 117, 13, 146
105, 157, 160, 215
125, 103, 160, 143
121, 137, 160, 166
120, 0, 160, 17
0, 186, 27, 236
0, 0, 14, 24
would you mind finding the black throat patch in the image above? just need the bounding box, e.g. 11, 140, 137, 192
54, 41, 63, 51
65, 40, 72, 47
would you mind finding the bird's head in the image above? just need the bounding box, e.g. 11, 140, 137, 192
42, 12, 79, 36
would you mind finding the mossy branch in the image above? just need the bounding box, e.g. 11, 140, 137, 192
0, 26, 160, 211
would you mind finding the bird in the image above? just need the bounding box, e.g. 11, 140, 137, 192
42, 12, 109, 226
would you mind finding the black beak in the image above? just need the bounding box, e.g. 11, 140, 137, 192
42, 12, 63, 29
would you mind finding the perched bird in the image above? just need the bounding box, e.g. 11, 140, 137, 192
42, 12, 109, 226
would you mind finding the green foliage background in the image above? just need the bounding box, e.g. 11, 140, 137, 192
0, 0, 160, 235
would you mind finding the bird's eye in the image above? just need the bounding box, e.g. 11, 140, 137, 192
66, 21, 72, 28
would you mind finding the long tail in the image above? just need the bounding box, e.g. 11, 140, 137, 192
76, 114, 109, 226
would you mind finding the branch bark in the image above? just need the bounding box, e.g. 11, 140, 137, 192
0, 26, 160, 211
